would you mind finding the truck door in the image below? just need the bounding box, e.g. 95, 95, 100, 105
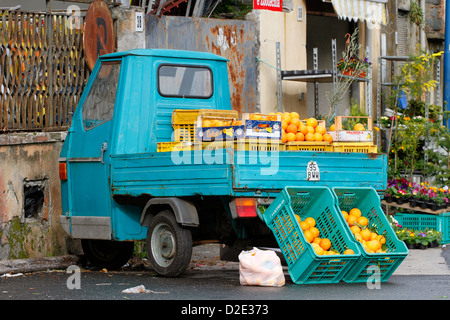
66, 60, 122, 240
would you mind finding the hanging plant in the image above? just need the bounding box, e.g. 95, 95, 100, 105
409, 0, 425, 28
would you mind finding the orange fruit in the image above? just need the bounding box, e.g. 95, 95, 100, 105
290, 117, 301, 127
350, 225, 361, 234
290, 112, 300, 119
281, 132, 288, 143
357, 216, 369, 227
299, 124, 308, 135
306, 118, 318, 128
286, 132, 296, 142
281, 120, 288, 130
341, 211, 348, 221
306, 125, 315, 134
300, 221, 310, 231
305, 132, 315, 141
313, 132, 323, 141
349, 208, 362, 218
310, 227, 320, 239
354, 232, 363, 242
313, 245, 324, 256
378, 235, 386, 245
282, 113, 291, 124
295, 132, 305, 141
304, 230, 314, 243
319, 238, 331, 251
203, 120, 212, 127
370, 232, 378, 241
304, 217, 316, 228
286, 124, 298, 134
329, 124, 336, 131
323, 133, 333, 143
315, 125, 326, 135
347, 215, 357, 227
313, 237, 322, 244
295, 214, 301, 224
360, 228, 371, 241
343, 249, 355, 255
367, 240, 381, 252
353, 123, 365, 131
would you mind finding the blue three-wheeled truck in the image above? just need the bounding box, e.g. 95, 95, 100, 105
58, 49, 393, 281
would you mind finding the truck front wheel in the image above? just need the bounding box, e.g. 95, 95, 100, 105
147, 210, 192, 277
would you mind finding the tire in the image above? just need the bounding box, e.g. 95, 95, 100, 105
147, 210, 192, 277
81, 239, 134, 270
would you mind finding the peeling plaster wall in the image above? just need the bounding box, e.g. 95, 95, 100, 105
0, 133, 68, 260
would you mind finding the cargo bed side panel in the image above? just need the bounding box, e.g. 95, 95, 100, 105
110, 151, 234, 197
232, 151, 387, 192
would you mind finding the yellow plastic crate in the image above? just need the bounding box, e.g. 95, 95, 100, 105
331, 142, 378, 153
172, 109, 239, 142
157, 139, 284, 152
284, 141, 333, 152
201, 139, 283, 152
157, 141, 193, 152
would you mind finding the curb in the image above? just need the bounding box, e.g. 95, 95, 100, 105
0, 255, 79, 275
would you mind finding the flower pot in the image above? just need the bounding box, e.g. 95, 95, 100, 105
384, 195, 394, 203
418, 200, 429, 209
395, 197, 408, 205
341, 70, 366, 78
415, 243, 427, 250
408, 198, 418, 207
429, 241, 439, 248
406, 243, 416, 249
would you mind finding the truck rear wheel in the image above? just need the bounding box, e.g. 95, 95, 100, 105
81, 239, 134, 270
147, 210, 192, 277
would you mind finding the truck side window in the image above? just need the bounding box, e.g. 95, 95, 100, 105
158, 65, 212, 98
82, 61, 121, 130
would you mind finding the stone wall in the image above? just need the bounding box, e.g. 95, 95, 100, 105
0, 133, 68, 259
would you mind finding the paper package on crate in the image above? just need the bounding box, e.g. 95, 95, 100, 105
329, 116, 373, 142
242, 113, 282, 140
328, 130, 373, 142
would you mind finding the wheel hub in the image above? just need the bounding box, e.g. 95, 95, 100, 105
160, 230, 175, 259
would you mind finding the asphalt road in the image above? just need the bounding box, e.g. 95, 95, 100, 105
0, 243, 449, 319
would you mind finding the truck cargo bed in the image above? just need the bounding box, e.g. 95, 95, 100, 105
110, 150, 387, 198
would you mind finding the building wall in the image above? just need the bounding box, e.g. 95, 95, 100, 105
258, 0, 308, 117
0, 133, 68, 259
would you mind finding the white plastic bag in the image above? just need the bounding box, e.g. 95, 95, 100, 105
238, 247, 285, 287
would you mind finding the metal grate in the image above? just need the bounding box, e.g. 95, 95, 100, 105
0, 9, 89, 132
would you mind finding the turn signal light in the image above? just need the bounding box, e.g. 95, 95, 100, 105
235, 198, 257, 218
59, 162, 67, 180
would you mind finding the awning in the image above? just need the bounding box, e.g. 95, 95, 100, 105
329, 0, 388, 25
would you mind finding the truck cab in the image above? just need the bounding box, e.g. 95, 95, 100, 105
59, 49, 387, 276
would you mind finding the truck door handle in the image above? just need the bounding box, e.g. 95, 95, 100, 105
100, 142, 108, 164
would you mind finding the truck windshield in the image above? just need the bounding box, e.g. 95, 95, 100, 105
158, 65, 212, 98
82, 61, 121, 130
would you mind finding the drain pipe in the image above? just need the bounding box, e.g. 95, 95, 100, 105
444, 0, 450, 129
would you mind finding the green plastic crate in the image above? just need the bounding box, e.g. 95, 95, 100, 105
394, 212, 450, 244
332, 187, 409, 283
262, 186, 361, 285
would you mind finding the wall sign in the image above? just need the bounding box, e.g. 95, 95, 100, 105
84, 0, 115, 71
253, 0, 283, 12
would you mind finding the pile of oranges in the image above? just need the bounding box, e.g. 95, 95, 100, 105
279, 112, 333, 144
295, 214, 355, 256
341, 208, 387, 254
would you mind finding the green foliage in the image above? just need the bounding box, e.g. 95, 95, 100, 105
409, 0, 425, 28
208, 0, 253, 19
